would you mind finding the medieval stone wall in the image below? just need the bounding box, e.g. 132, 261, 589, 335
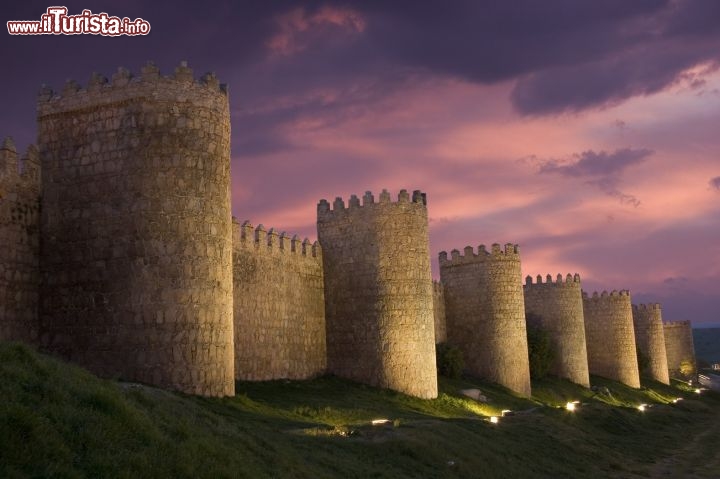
663, 320, 696, 378
432, 280, 447, 344
582, 290, 640, 388
0, 138, 41, 343
232, 219, 326, 381
524, 273, 590, 387
317, 189, 438, 399
632, 303, 670, 385
440, 244, 531, 397
36, 62, 235, 396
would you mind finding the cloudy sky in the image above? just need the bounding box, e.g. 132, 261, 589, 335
2, 1, 719, 325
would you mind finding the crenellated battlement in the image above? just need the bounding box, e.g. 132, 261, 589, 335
524, 273, 581, 286
438, 243, 519, 266
37, 61, 228, 117
632, 303, 661, 311
664, 320, 692, 328
232, 218, 321, 259
317, 188, 427, 219
582, 289, 631, 301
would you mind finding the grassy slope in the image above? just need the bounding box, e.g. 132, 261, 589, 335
1, 342, 719, 479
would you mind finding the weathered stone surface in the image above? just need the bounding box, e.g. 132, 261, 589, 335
632, 303, 670, 385
440, 244, 532, 397
36, 63, 235, 397
583, 290, 640, 388
524, 273, 590, 387
432, 280, 446, 344
317, 189, 438, 399
663, 320, 696, 379
232, 219, 326, 380
0, 139, 40, 343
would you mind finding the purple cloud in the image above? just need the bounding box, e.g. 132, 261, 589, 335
538, 148, 652, 207
539, 148, 652, 177
711, 176, 720, 190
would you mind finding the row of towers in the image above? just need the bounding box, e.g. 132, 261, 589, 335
0, 62, 697, 399
436, 254, 696, 396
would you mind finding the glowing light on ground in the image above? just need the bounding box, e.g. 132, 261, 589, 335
565, 401, 581, 411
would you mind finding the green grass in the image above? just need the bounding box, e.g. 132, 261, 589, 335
1, 341, 719, 478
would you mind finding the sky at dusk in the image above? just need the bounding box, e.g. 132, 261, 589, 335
2, 1, 719, 325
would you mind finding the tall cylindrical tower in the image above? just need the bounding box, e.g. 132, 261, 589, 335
663, 320, 696, 379
317, 189, 437, 399
440, 244, 531, 397
37, 62, 234, 396
524, 273, 590, 387
632, 303, 670, 385
583, 290, 640, 388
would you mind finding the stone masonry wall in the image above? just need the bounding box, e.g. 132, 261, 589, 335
0, 138, 41, 343
632, 303, 670, 385
663, 320, 696, 378
233, 219, 326, 381
317, 189, 438, 399
583, 290, 640, 388
440, 244, 532, 397
36, 62, 235, 396
524, 273, 590, 387
433, 280, 447, 344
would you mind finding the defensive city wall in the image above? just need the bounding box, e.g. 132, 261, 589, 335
663, 320, 696, 378
524, 273, 590, 388
0, 139, 41, 344
632, 303, 670, 385
582, 290, 641, 389
317, 190, 438, 399
232, 219, 326, 381
0, 62, 697, 400
439, 244, 532, 397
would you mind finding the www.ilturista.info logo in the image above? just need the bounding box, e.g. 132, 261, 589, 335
7, 7, 151, 36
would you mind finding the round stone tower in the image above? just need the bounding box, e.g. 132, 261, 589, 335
632, 303, 670, 385
37, 62, 234, 396
663, 320, 696, 379
439, 244, 531, 397
582, 290, 640, 388
524, 273, 590, 387
317, 189, 437, 399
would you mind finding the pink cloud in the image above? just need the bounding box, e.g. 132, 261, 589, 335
266, 6, 365, 57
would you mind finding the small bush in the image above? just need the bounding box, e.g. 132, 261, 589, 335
436, 343, 464, 379
679, 359, 695, 378
526, 323, 555, 379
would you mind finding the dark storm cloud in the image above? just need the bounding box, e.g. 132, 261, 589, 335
355, 0, 720, 114
539, 148, 652, 177
711, 176, 720, 191
537, 148, 652, 207
4, 0, 719, 147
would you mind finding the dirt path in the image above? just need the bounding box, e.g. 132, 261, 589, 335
647, 409, 720, 479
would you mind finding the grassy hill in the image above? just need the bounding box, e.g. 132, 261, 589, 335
1, 342, 720, 478
694, 327, 720, 364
